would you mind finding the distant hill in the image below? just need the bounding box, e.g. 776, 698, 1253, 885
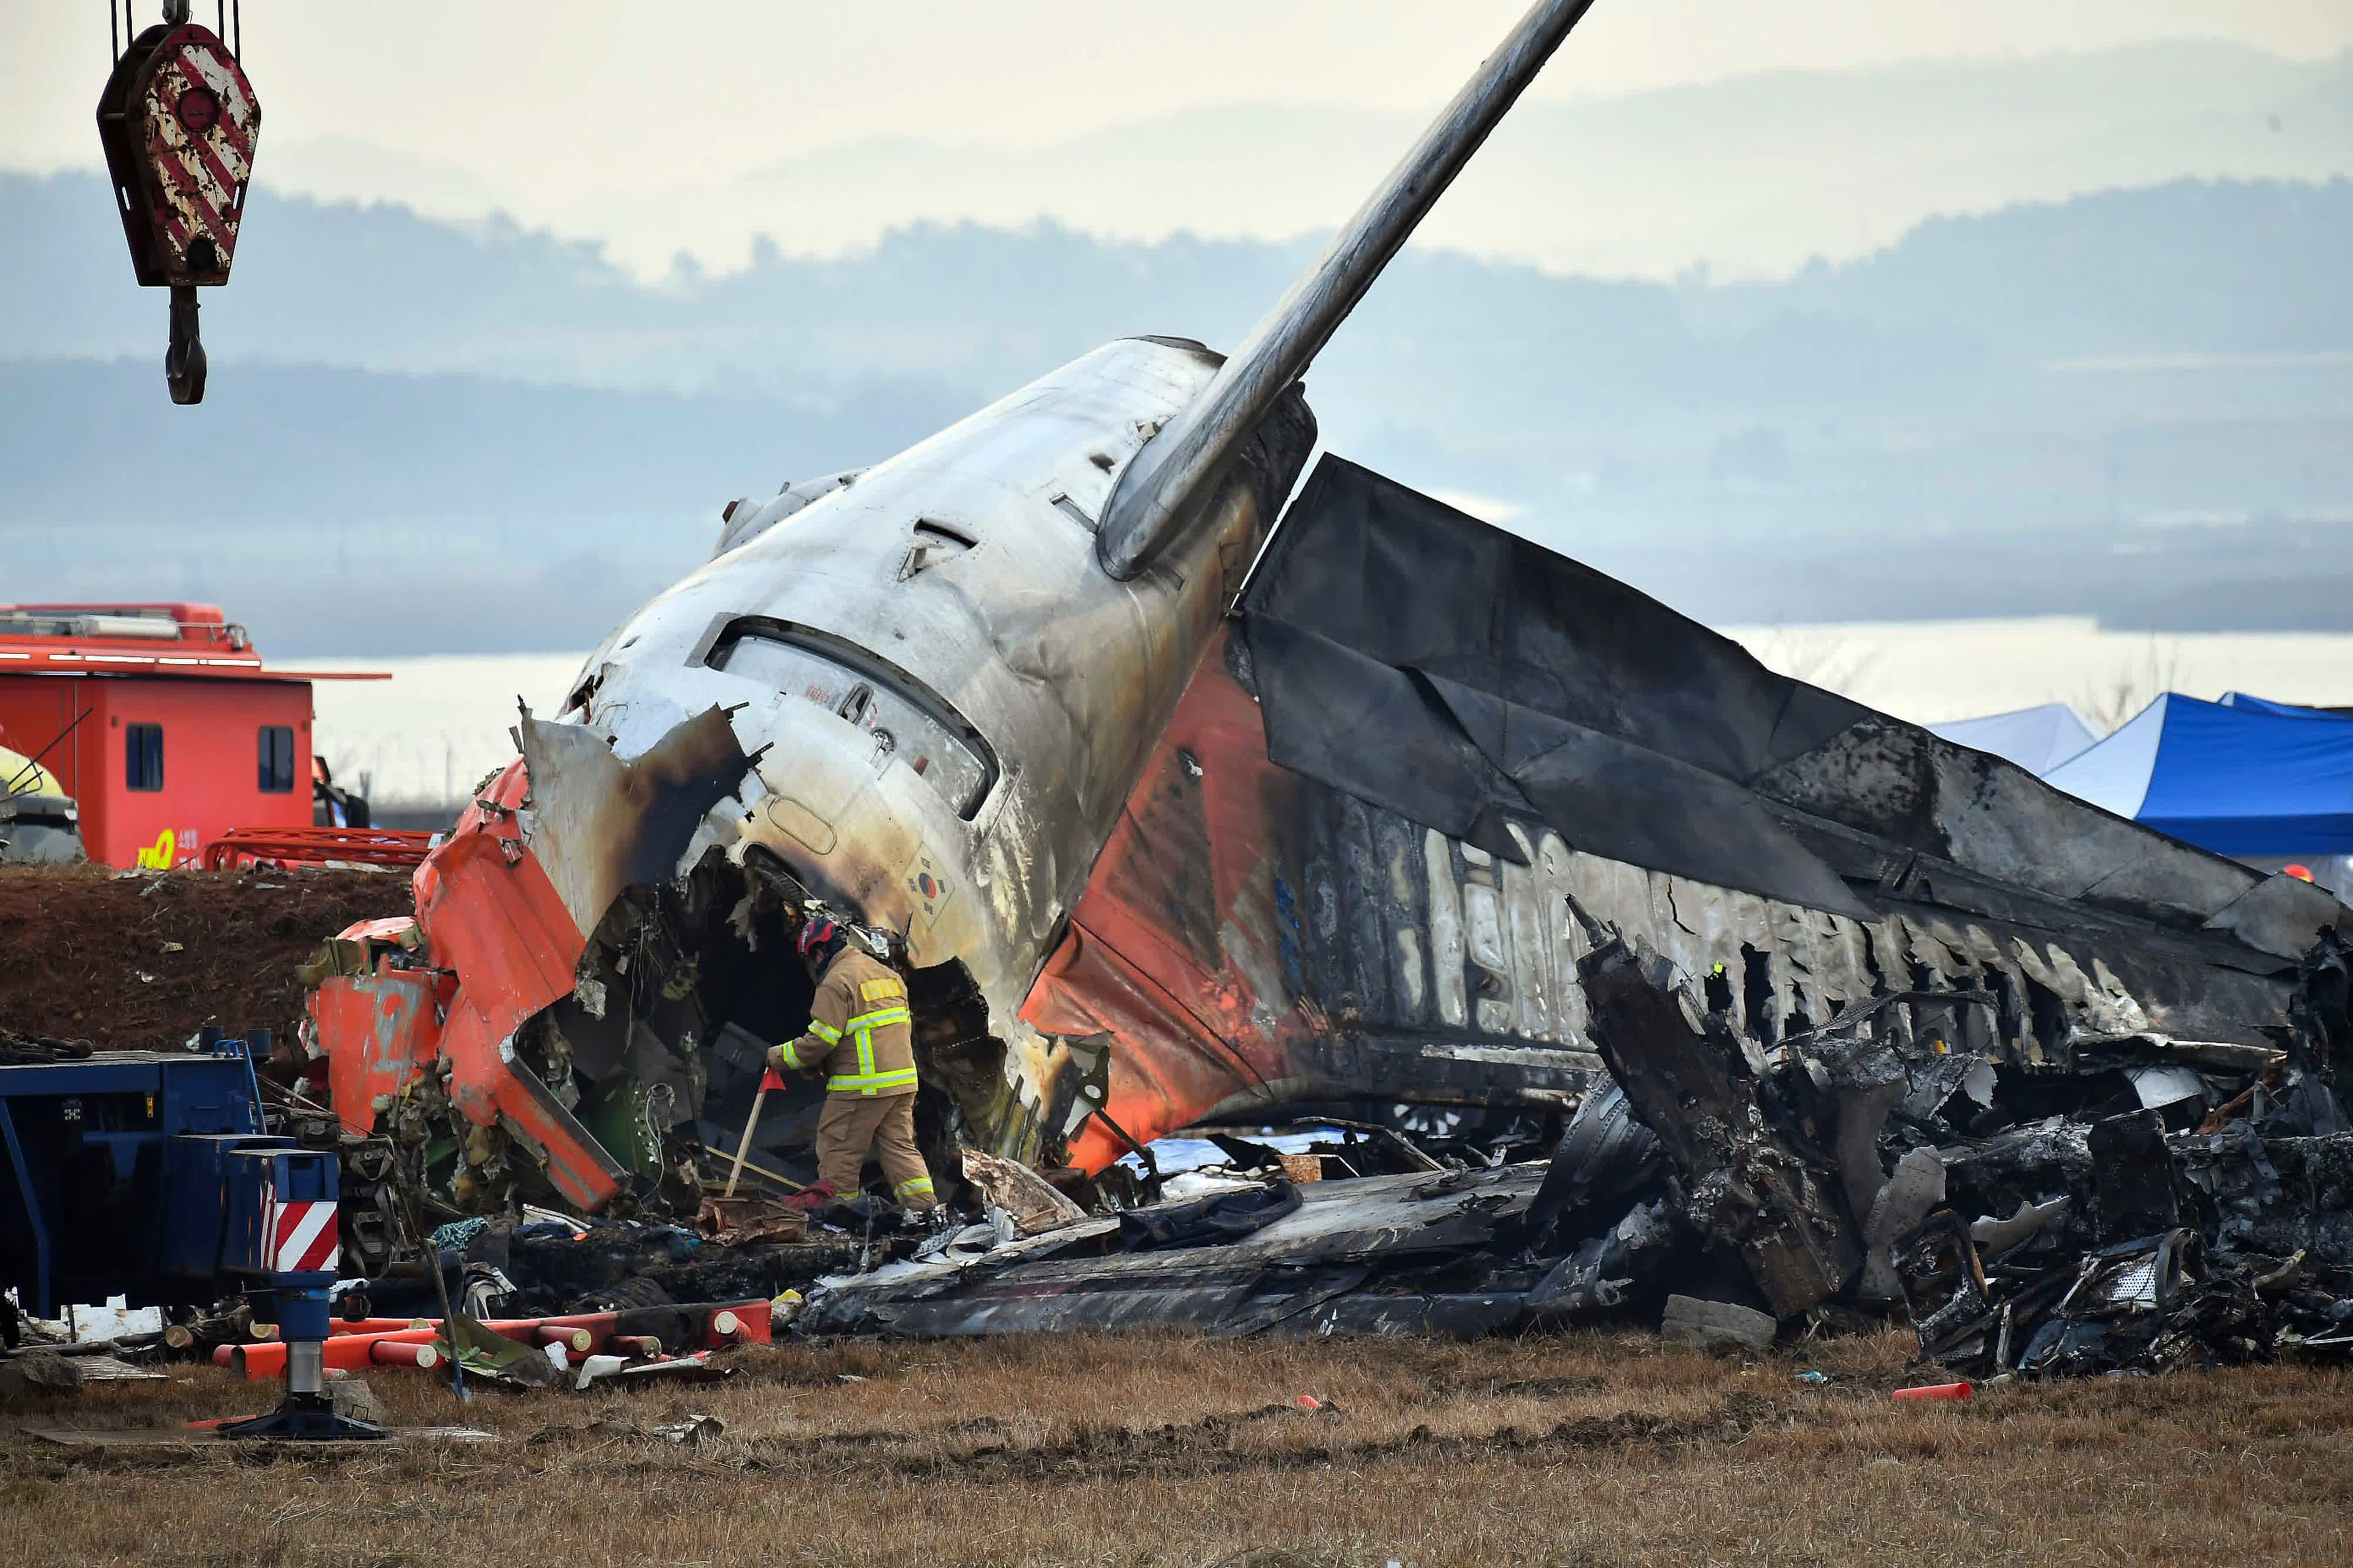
245, 41, 2353, 280
8, 169, 2345, 397
1, 172, 2347, 650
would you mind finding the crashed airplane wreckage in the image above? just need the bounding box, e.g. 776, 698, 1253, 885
300, 0, 2353, 1367
750, 480, 2353, 1366
302, 452, 2353, 1370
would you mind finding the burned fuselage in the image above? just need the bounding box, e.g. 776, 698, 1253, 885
306, 426, 2350, 1225
304, 0, 1615, 1212
308, 339, 1317, 1209
1024, 457, 2352, 1176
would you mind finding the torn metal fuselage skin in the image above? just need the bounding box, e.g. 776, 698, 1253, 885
1036, 612, 2350, 1178
801, 1163, 1554, 1340
1022, 462, 2352, 1320
308, 339, 1317, 1209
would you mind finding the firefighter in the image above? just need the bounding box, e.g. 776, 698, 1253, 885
768, 915, 939, 1213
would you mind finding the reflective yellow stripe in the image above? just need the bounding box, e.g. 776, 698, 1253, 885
824, 1004, 914, 1093
826, 1067, 920, 1096
808, 1019, 842, 1043
776, 1039, 805, 1070
846, 1007, 910, 1085
894, 1176, 935, 1196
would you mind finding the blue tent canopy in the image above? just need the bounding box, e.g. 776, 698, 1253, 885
2044, 693, 2353, 856
1929, 702, 2095, 773
2221, 692, 2349, 720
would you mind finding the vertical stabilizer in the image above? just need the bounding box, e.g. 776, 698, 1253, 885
1096, 0, 1602, 581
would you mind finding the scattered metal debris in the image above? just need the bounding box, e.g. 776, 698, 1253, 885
741, 890, 2351, 1381
1661, 1295, 1777, 1355
1564, 914, 2353, 1377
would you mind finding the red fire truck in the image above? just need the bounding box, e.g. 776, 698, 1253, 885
0, 603, 386, 869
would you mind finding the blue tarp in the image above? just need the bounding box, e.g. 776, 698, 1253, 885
2044, 693, 2353, 856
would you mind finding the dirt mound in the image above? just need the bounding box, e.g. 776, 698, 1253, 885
0, 866, 410, 1050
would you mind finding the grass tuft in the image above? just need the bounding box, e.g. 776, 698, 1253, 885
5, 1329, 2351, 1565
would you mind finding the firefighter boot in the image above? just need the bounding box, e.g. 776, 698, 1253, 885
782, 1181, 836, 1213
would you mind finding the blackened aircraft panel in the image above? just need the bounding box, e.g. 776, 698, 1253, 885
1038, 456, 2349, 1167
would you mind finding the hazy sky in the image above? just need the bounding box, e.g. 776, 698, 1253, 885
6, 2, 2349, 277
10, 1, 2348, 181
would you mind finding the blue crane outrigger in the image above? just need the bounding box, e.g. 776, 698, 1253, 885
0, 1029, 381, 1438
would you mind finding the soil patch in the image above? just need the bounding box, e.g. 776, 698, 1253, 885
0, 866, 409, 1049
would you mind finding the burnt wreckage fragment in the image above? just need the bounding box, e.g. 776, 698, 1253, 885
1179, 462, 2353, 1365
1566, 910, 2353, 1375
1571, 920, 1860, 1318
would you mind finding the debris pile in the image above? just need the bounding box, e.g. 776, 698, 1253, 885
1894, 1120, 2353, 1378
768, 915, 2353, 1383
321, 1211, 864, 1333
0, 1027, 93, 1066
1569, 918, 2353, 1379
12, 869, 2352, 1394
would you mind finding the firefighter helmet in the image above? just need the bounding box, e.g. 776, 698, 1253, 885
798, 914, 844, 960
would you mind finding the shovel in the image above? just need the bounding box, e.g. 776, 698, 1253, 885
725, 1067, 788, 1197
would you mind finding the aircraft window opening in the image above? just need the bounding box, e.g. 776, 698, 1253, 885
702, 618, 998, 820
902, 521, 976, 581
565, 667, 605, 713
912, 519, 975, 551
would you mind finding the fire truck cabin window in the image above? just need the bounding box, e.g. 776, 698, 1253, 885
126, 723, 165, 792
259, 725, 296, 793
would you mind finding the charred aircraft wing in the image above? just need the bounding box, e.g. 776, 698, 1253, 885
1035, 456, 2352, 1169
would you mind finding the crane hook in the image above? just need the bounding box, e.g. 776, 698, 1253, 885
165, 283, 207, 404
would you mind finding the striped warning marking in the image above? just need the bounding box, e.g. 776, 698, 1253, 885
135, 29, 259, 275
269, 1197, 339, 1275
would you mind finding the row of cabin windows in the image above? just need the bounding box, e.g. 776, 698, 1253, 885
122, 724, 298, 793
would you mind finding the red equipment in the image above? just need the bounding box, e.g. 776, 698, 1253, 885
219, 1299, 774, 1378
0, 603, 386, 869
203, 825, 440, 871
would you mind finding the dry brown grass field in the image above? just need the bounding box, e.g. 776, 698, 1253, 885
5, 1328, 2350, 1566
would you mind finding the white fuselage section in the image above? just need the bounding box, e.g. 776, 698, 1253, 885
554, 338, 1300, 1131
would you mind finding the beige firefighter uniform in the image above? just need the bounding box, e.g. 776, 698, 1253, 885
769, 947, 938, 1210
